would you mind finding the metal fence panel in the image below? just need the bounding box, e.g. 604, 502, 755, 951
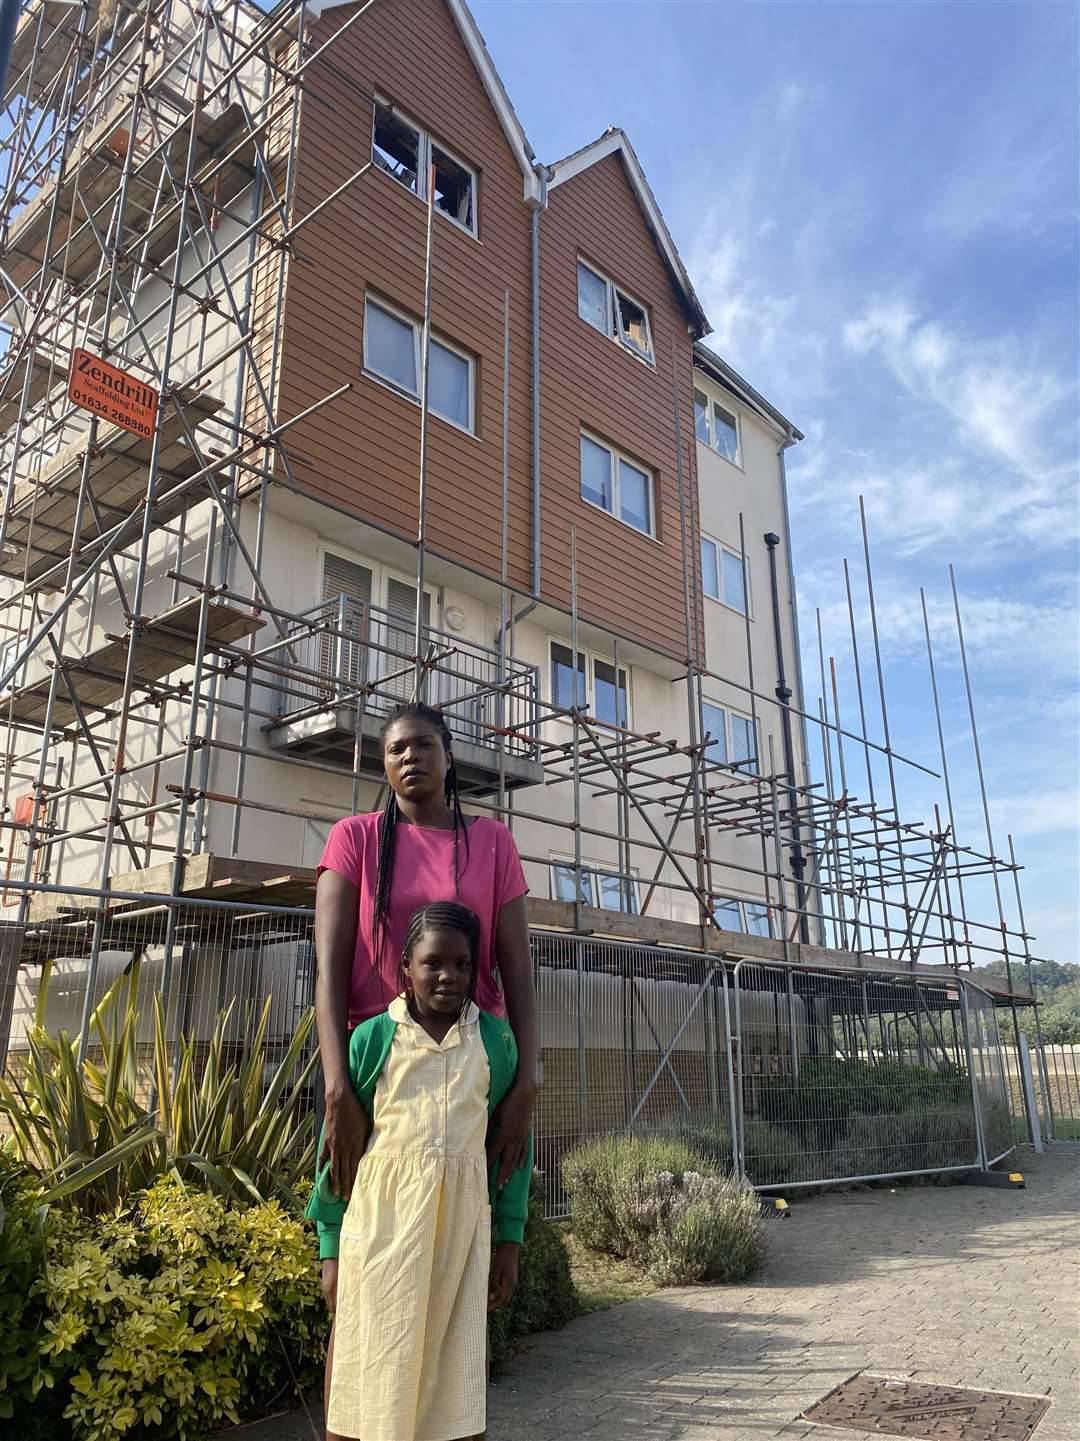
962, 980, 1015, 1167
731, 961, 985, 1188
4, 897, 1024, 1218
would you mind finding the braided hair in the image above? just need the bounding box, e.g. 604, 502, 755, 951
372, 703, 470, 968
400, 901, 481, 1012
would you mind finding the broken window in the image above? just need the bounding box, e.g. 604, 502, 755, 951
372, 99, 478, 236
372, 102, 420, 194
431, 143, 474, 230
577, 262, 609, 333
575, 258, 654, 363
613, 288, 652, 360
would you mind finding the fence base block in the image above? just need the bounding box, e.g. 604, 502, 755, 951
962, 1170, 1025, 1189
760, 1196, 791, 1217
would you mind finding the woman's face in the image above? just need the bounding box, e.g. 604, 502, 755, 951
382, 715, 450, 805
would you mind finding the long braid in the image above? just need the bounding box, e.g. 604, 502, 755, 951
371, 792, 399, 969
374, 703, 471, 970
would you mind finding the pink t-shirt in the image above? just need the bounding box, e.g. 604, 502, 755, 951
317, 812, 528, 1026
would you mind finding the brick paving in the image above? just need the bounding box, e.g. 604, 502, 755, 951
235, 1144, 1079, 1441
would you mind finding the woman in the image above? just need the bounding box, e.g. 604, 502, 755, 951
314, 701, 537, 1242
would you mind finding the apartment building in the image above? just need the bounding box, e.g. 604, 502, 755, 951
0, 0, 809, 973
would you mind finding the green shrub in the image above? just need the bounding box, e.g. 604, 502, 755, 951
561, 1133, 707, 1257
488, 1179, 582, 1375
562, 1135, 764, 1288
0, 1155, 48, 1432
835, 1105, 979, 1179
646, 1173, 764, 1286
27, 1175, 326, 1441
0, 993, 317, 1213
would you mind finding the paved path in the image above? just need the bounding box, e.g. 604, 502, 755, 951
235, 1144, 1079, 1441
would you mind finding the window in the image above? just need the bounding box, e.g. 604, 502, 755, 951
363, 297, 475, 432
694, 387, 741, 465
579, 432, 654, 537
372, 104, 420, 193
428, 341, 472, 430
694, 389, 710, 445
550, 642, 628, 726
713, 895, 773, 937
551, 861, 638, 914
551, 642, 587, 711
576, 260, 654, 363
701, 701, 757, 774
373, 100, 477, 235
701, 534, 747, 613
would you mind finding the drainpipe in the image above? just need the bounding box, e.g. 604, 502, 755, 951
529, 166, 549, 599
776, 426, 821, 943
764, 525, 810, 945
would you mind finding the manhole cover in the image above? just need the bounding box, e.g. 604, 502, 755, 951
801, 1373, 1050, 1439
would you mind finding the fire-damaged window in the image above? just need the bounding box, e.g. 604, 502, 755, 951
372, 103, 420, 194
372, 99, 477, 237
576, 259, 654, 363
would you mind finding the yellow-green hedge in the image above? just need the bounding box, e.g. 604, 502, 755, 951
14, 1176, 327, 1441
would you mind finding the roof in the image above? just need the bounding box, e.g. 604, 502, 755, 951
547, 127, 710, 339
693, 341, 804, 443
300, 0, 542, 204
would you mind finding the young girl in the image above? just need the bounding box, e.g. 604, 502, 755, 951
306, 901, 532, 1441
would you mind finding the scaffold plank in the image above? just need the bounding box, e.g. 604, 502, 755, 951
0, 595, 260, 728
0, 389, 222, 587
0, 345, 63, 433
5, 88, 252, 292
5, 0, 102, 104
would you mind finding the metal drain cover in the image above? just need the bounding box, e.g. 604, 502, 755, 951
801, 1373, 1050, 1439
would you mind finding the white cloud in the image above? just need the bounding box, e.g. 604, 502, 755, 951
841, 297, 1078, 491
994, 788, 1080, 841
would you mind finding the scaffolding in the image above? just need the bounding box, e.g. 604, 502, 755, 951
0, 0, 1049, 1082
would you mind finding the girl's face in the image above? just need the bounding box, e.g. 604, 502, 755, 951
382, 716, 450, 805
403, 926, 474, 1015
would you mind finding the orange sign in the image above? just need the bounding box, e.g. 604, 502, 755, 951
68, 348, 159, 439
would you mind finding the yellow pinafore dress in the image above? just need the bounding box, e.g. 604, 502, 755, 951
329, 995, 491, 1441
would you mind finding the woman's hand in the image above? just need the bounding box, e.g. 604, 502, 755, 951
487, 1076, 536, 1188
488, 1242, 520, 1312
321, 1257, 338, 1315
321, 1084, 371, 1201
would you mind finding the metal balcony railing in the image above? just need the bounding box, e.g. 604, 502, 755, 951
274, 595, 540, 762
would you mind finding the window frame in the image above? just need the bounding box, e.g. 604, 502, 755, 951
576, 258, 655, 365
548, 637, 630, 728
693, 386, 742, 467
579, 429, 656, 539
713, 893, 773, 937
700, 698, 758, 774
550, 855, 639, 915
372, 97, 478, 238
700, 532, 749, 615
362, 294, 476, 435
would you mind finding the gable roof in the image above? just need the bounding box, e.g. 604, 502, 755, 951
547, 127, 710, 339
694, 343, 804, 443
303, 0, 542, 204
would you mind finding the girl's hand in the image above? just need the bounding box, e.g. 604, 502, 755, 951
488, 1242, 520, 1312
321, 1085, 371, 1201
488, 1078, 536, 1188
321, 1257, 339, 1315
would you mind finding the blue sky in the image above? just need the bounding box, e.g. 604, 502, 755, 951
472, 0, 1079, 969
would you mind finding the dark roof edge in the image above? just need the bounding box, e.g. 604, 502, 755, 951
693, 341, 804, 443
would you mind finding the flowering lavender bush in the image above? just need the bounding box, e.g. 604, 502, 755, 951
562, 1136, 764, 1286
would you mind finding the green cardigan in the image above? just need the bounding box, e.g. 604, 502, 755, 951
305, 1008, 533, 1259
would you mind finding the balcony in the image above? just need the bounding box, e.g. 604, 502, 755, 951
265, 597, 544, 795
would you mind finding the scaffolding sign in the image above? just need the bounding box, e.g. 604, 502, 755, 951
67, 348, 159, 438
